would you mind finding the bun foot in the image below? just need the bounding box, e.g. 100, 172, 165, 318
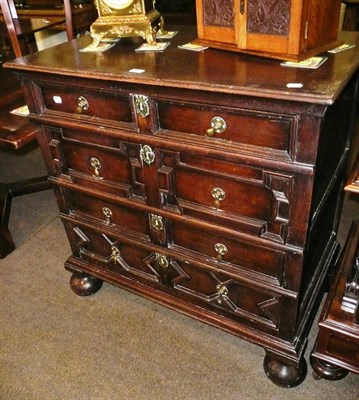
310, 355, 349, 380
263, 352, 307, 388
70, 272, 103, 296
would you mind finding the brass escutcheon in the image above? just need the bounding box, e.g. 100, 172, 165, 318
90, 157, 103, 179
134, 94, 150, 118
140, 144, 155, 165
150, 214, 164, 231
214, 243, 228, 261
102, 207, 113, 224
211, 187, 226, 208
206, 116, 227, 136
156, 253, 169, 269
76, 96, 89, 114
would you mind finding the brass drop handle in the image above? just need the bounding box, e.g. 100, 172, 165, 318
102, 207, 113, 224
76, 96, 89, 114
214, 243, 228, 262
216, 283, 229, 304
211, 187, 226, 208
110, 245, 121, 264
90, 156, 103, 179
206, 116, 227, 136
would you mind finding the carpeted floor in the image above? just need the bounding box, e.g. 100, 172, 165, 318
0, 145, 358, 400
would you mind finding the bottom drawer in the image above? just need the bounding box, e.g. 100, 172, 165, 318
64, 220, 297, 337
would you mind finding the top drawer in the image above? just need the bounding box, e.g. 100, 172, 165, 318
39, 84, 133, 127
156, 100, 295, 159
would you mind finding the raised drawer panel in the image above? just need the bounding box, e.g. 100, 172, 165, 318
64, 221, 296, 337
64, 190, 149, 239
60, 186, 300, 290
39, 84, 133, 125
171, 259, 289, 335
169, 220, 289, 287
156, 100, 293, 157
46, 125, 295, 244
46, 126, 149, 201
158, 150, 293, 243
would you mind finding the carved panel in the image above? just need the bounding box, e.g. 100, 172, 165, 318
72, 225, 189, 285
262, 171, 293, 243
247, 0, 291, 36
158, 150, 293, 243
203, 0, 235, 27
174, 268, 280, 329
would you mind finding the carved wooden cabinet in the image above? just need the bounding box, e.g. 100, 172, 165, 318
5, 29, 359, 388
196, 0, 342, 60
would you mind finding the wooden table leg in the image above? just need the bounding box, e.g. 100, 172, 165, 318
0, 176, 51, 259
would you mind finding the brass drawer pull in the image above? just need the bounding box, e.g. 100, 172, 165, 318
211, 187, 226, 208
90, 156, 103, 179
206, 116, 227, 136
140, 144, 155, 165
214, 243, 228, 261
110, 245, 121, 264
76, 96, 89, 114
216, 283, 229, 304
102, 207, 112, 224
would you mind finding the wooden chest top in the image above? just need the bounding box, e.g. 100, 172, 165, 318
5, 27, 359, 105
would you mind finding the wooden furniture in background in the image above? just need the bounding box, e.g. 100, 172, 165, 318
0, 67, 51, 258
0, 0, 73, 57
6, 2, 96, 37
343, 0, 359, 31
310, 156, 359, 380
4, 28, 359, 388
0, 0, 74, 258
195, 0, 342, 61
156, 0, 196, 25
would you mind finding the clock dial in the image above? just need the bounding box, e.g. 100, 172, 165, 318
102, 0, 134, 10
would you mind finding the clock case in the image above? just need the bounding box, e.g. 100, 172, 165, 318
90, 0, 163, 46
195, 0, 342, 61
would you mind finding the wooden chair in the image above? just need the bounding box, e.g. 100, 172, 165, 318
1, 0, 74, 58
0, 0, 73, 258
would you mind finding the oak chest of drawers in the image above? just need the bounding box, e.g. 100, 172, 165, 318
5, 28, 359, 388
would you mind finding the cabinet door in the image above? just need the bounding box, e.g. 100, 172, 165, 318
196, 0, 237, 45
238, 0, 306, 55
197, 0, 307, 55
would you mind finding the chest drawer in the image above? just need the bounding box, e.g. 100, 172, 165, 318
159, 151, 294, 244
46, 126, 149, 200
39, 84, 133, 127
156, 100, 294, 159
63, 190, 150, 240
169, 220, 300, 290
46, 126, 299, 245
60, 187, 300, 290
63, 220, 297, 339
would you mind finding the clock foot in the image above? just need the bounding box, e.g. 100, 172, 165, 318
69, 272, 103, 296
263, 351, 307, 388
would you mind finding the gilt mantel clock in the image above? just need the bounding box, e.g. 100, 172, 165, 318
195, 0, 343, 61
90, 0, 164, 47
